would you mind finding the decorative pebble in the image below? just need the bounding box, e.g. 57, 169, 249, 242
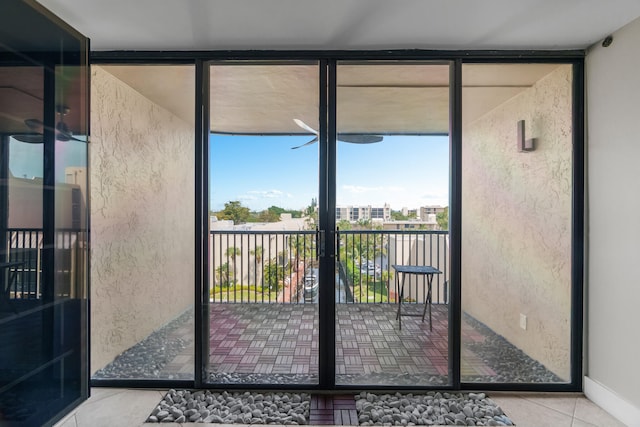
146, 391, 310, 424
355, 392, 513, 427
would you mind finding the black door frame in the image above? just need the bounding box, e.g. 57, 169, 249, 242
90, 50, 585, 393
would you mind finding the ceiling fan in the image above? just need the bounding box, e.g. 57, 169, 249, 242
11, 105, 84, 143
291, 118, 383, 149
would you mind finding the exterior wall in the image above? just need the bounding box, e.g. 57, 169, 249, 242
586, 16, 640, 413
90, 66, 194, 373
461, 65, 573, 380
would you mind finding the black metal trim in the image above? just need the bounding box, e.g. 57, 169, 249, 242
90, 49, 585, 63
195, 60, 210, 388
83, 36, 92, 401
42, 64, 56, 363
450, 60, 463, 390
570, 60, 585, 390
317, 59, 335, 389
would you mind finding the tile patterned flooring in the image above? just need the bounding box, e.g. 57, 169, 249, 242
205, 303, 534, 385
93, 302, 563, 386
103, 302, 563, 385
54, 388, 628, 427
207, 303, 458, 384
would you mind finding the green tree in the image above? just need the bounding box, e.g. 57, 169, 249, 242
304, 198, 318, 229
436, 206, 449, 230
215, 262, 233, 286
217, 201, 251, 224
337, 219, 352, 230
391, 210, 409, 221
263, 260, 285, 292
250, 246, 263, 263
356, 219, 372, 229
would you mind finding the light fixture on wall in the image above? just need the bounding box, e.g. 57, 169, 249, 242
517, 120, 535, 152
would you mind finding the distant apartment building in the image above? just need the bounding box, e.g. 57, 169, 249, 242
336, 204, 391, 222
401, 207, 418, 219
419, 205, 446, 221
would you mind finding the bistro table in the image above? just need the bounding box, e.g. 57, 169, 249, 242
392, 264, 442, 330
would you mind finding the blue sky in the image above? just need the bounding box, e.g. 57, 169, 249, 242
210, 133, 449, 212
8, 138, 87, 182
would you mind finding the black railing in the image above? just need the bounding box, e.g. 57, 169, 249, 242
210, 228, 449, 305
210, 230, 317, 304
2, 228, 85, 301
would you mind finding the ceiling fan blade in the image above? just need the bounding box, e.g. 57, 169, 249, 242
293, 118, 318, 135
291, 136, 318, 150
11, 134, 43, 144
338, 134, 384, 144
293, 118, 383, 146
25, 118, 44, 132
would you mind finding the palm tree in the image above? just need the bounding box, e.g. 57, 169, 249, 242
250, 246, 263, 263
215, 262, 232, 286
250, 246, 263, 287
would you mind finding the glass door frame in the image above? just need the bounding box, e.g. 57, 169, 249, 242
90, 50, 583, 393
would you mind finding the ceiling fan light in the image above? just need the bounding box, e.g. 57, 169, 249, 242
56, 121, 71, 141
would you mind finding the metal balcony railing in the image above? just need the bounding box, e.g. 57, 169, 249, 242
2, 228, 86, 302
210, 228, 449, 305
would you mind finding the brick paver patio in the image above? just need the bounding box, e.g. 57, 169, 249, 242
206, 303, 494, 385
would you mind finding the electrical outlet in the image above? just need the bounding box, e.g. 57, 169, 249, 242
520, 313, 527, 330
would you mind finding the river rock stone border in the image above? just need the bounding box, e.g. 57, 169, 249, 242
146, 390, 310, 424
356, 391, 514, 426
93, 309, 193, 380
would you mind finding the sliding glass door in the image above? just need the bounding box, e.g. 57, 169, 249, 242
206, 62, 321, 386
0, 1, 90, 425
203, 60, 456, 388
334, 62, 451, 387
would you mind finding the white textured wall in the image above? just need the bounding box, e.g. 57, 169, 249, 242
462, 65, 573, 380
586, 16, 640, 409
90, 66, 194, 373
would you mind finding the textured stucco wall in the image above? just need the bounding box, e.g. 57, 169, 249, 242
587, 16, 640, 409
90, 66, 194, 373
461, 65, 572, 380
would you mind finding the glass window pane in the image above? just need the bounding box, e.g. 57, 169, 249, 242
0, 3, 89, 425
90, 65, 195, 381
335, 62, 451, 387
461, 63, 573, 384
206, 62, 320, 386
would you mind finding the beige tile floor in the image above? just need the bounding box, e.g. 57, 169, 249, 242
54, 388, 627, 427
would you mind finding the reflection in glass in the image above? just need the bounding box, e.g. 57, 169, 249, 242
0, 2, 89, 425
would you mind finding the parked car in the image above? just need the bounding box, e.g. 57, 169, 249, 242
360, 260, 381, 276
304, 274, 318, 302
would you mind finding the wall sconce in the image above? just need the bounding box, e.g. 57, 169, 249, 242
517, 120, 535, 152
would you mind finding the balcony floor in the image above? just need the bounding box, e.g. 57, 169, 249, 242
94, 303, 564, 386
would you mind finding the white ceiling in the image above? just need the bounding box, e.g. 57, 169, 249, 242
36, 0, 640, 51
26, 0, 640, 136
